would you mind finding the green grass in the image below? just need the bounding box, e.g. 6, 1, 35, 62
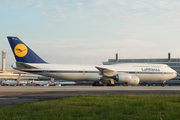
0, 95, 180, 120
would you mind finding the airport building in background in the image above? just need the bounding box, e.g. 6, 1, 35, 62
0, 51, 66, 81
0, 51, 39, 80
103, 53, 180, 82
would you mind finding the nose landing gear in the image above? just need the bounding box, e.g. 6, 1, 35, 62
161, 81, 166, 87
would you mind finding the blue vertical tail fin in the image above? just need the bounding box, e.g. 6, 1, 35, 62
7, 36, 47, 63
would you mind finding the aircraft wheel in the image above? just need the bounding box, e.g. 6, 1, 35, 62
56, 84, 61, 86
107, 83, 114, 86
97, 82, 103, 86
92, 82, 103, 86
92, 82, 98, 86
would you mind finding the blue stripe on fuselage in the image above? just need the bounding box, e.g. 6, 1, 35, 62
22, 70, 174, 75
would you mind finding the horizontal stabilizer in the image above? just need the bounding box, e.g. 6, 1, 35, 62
16, 62, 38, 69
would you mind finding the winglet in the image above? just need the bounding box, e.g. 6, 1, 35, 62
7, 36, 47, 63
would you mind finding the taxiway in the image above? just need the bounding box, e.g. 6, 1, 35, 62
0, 86, 180, 91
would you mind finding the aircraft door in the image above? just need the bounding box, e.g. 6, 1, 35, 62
42, 68, 51, 77
82, 69, 86, 75
80, 69, 87, 80
47, 68, 51, 77
161, 67, 164, 76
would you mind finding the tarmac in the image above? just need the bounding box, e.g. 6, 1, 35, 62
0, 86, 180, 108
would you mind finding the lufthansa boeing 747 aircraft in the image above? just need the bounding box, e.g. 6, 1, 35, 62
7, 37, 177, 86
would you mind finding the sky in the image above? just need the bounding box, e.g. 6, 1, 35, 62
1, 0, 180, 68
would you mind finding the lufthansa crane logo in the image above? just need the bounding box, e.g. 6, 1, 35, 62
14, 44, 28, 57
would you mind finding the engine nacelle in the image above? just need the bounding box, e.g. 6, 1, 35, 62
127, 76, 140, 85
115, 73, 131, 83
115, 74, 140, 85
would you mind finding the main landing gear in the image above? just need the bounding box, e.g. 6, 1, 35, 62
92, 81, 103, 86
161, 81, 166, 87
92, 79, 115, 86
107, 79, 115, 86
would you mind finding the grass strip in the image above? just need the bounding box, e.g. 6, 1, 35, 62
0, 95, 180, 120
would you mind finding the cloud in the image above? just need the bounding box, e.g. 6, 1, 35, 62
31, 0, 180, 25
77, 2, 83, 6
2, 0, 180, 23
2, 0, 180, 65
35, 2, 43, 8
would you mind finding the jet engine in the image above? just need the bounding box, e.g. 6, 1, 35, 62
115, 73, 140, 85
115, 73, 131, 83
127, 76, 140, 85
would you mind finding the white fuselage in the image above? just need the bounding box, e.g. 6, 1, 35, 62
33, 81, 51, 86
1, 80, 18, 86
13, 63, 177, 83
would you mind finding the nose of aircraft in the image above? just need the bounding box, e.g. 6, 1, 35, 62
172, 69, 178, 77
169, 67, 178, 78
176, 72, 178, 77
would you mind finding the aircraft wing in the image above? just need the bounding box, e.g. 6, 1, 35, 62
95, 66, 117, 77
